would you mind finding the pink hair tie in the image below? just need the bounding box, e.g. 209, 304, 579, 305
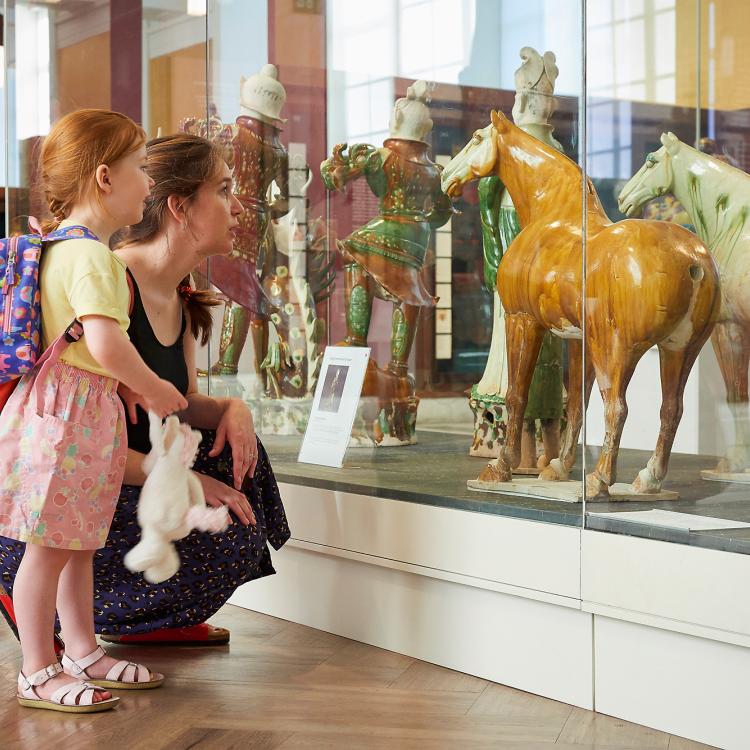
28, 216, 43, 235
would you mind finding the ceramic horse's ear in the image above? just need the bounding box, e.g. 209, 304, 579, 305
660, 131, 680, 155
491, 109, 510, 133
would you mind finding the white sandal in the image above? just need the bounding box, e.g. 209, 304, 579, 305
62, 645, 164, 690
17, 661, 119, 713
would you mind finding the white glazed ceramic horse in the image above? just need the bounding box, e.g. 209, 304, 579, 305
619, 134, 750, 476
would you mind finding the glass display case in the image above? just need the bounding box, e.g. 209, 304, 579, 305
201, 0, 587, 535
582, 0, 750, 554
3, 0, 749, 555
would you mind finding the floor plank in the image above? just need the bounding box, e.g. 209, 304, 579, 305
469, 682, 574, 721
0, 604, 718, 750
388, 659, 489, 693
668, 736, 720, 750
162, 728, 292, 750
322, 639, 415, 671
275, 733, 621, 750
558, 706, 672, 748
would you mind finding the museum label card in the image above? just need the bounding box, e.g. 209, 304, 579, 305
298, 345, 370, 468
588, 509, 750, 532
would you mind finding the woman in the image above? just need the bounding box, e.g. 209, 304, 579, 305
0, 133, 290, 645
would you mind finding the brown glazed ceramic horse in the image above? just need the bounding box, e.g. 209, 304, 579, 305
441, 111, 720, 498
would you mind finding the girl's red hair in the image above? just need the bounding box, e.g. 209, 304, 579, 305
40, 108, 146, 232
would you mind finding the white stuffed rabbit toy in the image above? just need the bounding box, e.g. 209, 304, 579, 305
124, 412, 230, 584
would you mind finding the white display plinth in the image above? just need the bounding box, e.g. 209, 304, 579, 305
230, 482, 750, 749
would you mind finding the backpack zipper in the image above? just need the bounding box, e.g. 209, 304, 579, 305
2, 237, 19, 334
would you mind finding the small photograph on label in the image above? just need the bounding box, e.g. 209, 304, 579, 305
319, 364, 349, 413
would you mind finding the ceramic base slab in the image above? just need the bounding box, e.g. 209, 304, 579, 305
348, 434, 417, 448
701, 469, 750, 484
255, 396, 313, 436
198, 373, 248, 399
469, 445, 500, 458
467, 478, 679, 504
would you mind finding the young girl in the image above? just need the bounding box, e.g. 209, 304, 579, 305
0, 109, 188, 713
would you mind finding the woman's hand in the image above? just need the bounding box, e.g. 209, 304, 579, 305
118, 383, 147, 424
209, 399, 258, 489
118, 381, 187, 422
194, 471, 256, 526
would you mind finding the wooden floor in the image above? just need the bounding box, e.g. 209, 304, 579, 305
0, 604, 715, 750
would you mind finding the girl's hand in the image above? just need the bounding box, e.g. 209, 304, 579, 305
194, 471, 256, 526
118, 383, 148, 424
143, 378, 188, 418
209, 399, 258, 489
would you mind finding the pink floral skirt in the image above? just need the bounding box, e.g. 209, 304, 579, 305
0, 361, 126, 549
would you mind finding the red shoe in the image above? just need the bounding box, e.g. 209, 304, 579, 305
1, 583, 65, 657
0, 584, 18, 640
99, 623, 230, 646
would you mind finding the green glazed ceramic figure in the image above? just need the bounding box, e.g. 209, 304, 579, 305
321, 81, 453, 445
472, 47, 564, 469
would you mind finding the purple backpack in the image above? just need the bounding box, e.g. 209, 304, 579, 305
0, 222, 100, 385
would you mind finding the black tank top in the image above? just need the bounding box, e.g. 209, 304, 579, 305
125, 270, 189, 454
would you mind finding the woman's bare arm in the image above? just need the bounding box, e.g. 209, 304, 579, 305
180, 317, 258, 485
178, 316, 239, 429
122, 447, 148, 487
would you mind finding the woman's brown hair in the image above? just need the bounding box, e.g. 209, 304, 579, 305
118, 133, 226, 346
39, 108, 146, 233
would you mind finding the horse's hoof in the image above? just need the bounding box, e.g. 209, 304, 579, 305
537, 454, 551, 470
631, 471, 661, 494
539, 457, 566, 482
586, 473, 609, 499
715, 457, 746, 474
478, 463, 511, 483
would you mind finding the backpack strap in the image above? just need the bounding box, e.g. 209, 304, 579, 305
25, 216, 99, 243
42, 225, 101, 243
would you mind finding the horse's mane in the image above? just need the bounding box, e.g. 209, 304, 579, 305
499, 120, 581, 180
497, 116, 610, 222
673, 140, 750, 188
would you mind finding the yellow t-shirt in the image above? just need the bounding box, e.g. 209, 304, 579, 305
40, 221, 130, 378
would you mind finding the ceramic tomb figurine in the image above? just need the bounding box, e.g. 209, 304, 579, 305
620, 134, 750, 483
472, 47, 564, 470
181, 66, 333, 433
442, 111, 719, 501
321, 81, 453, 446
198, 63, 290, 386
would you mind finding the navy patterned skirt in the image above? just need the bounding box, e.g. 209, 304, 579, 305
0, 430, 290, 635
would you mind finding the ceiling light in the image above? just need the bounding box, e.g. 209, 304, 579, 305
187, 0, 206, 16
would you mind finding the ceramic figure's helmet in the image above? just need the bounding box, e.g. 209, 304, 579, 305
512, 47, 558, 126
240, 63, 287, 127
389, 80, 434, 144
